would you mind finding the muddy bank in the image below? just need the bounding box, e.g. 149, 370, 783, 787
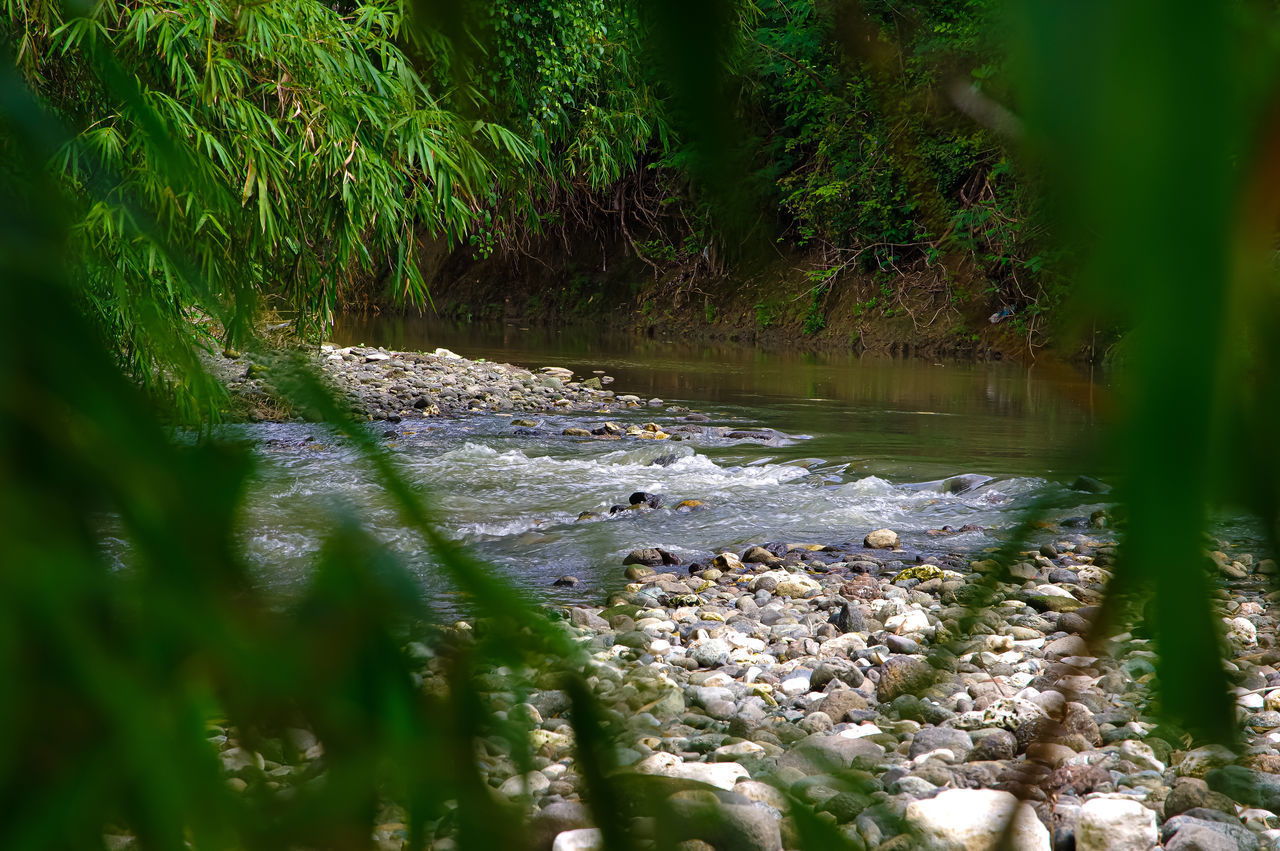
350, 239, 1103, 364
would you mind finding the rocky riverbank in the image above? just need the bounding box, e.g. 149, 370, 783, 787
207, 518, 1280, 850
216, 342, 673, 422
205, 342, 1280, 850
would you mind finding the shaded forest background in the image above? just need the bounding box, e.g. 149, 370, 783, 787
6, 0, 1050, 383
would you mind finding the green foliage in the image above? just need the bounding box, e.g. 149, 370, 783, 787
801, 287, 825, 334
4, 0, 534, 407
753, 299, 778, 328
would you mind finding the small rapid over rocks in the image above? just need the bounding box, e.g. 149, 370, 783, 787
215, 343, 1106, 608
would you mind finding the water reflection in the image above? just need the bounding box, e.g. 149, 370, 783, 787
332, 316, 1105, 480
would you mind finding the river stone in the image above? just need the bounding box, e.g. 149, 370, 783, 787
499, 770, 552, 798
666, 798, 783, 851
840, 575, 882, 600
570, 608, 610, 631
551, 828, 602, 851
1164, 824, 1242, 851
777, 734, 885, 774
816, 688, 868, 721
635, 753, 748, 790
530, 803, 593, 851
713, 552, 744, 571
811, 659, 864, 690
905, 788, 1050, 851
908, 727, 972, 762
1161, 814, 1260, 851
863, 529, 900, 549
742, 545, 782, 565
828, 602, 866, 634
876, 656, 935, 701
1179, 744, 1237, 779
624, 548, 665, 566
1207, 765, 1280, 810
968, 728, 1017, 762
776, 576, 820, 598
690, 638, 731, 668
1076, 797, 1157, 851
1164, 778, 1238, 819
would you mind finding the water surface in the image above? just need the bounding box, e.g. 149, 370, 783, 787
173, 317, 1108, 608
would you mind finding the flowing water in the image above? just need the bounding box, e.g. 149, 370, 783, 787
213, 318, 1116, 609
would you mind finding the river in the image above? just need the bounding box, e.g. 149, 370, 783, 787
222, 318, 1114, 609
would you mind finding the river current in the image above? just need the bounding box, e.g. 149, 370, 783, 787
197, 319, 1119, 609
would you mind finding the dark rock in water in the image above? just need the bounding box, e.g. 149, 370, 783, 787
608, 504, 630, 515
684, 412, 710, 422
940, 473, 994, 494
629, 491, 665, 508
657, 548, 682, 565
623, 548, 665, 566
552, 575, 579, 587
649, 454, 681, 467
513, 427, 544, 436
1070, 475, 1110, 493
727, 431, 772, 441
382, 430, 398, 439
829, 602, 866, 633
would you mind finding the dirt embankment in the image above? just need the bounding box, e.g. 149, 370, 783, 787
352, 234, 1105, 364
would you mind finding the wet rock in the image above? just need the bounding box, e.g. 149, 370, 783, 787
624, 549, 665, 567
713, 552, 744, 571
863, 529, 900, 550
629, 491, 666, 509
